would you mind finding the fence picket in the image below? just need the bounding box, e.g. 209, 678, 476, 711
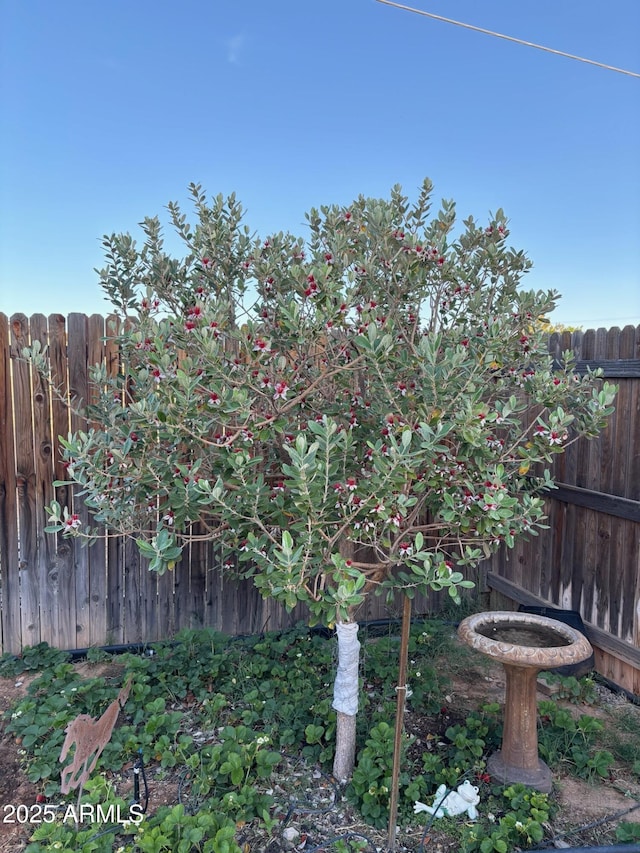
67, 313, 92, 649
11, 314, 41, 647
86, 315, 108, 646
30, 314, 57, 646
49, 314, 77, 649
0, 314, 20, 652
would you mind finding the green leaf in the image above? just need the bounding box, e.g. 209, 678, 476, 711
281, 530, 294, 555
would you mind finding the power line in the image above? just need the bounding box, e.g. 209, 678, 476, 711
375, 0, 640, 79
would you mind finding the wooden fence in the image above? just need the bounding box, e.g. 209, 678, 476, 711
0, 312, 444, 656
1, 314, 639, 697
485, 324, 640, 695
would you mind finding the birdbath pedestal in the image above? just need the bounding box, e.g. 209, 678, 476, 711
458, 611, 593, 793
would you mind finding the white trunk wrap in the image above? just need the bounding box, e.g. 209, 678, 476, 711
332, 621, 360, 716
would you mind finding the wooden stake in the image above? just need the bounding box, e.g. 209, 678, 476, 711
386, 594, 412, 851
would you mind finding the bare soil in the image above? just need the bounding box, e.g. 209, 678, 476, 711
0, 675, 40, 852
0, 647, 639, 851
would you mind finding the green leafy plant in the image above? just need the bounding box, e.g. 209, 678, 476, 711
348, 721, 423, 827
420, 752, 450, 791
26, 823, 120, 853
24, 775, 141, 852
537, 699, 614, 780
360, 620, 453, 715
466, 703, 503, 753
0, 643, 70, 678
597, 705, 640, 772
133, 804, 240, 853
445, 720, 487, 766
348, 722, 398, 826
615, 821, 640, 843
333, 838, 371, 852
461, 783, 551, 853
183, 726, 280, 821
538, 672, 598, 704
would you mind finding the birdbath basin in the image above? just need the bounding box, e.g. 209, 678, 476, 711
458, 610, 593, 793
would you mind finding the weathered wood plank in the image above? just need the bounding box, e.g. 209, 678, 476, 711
572, 358, 640, 378
200, 540, 216, 632
0, 314, 21, 654
561, 504, 581, 611
553, 407, 577, 607
140, 552, 157, 642
11, 314, 40, 647
29, 314, 58, 646
537, 496, 553, 602
548, 498, 564, 604
48, 314, 77, 650
206, 544, 224, 633
86, 314, 108, 646
189, 529, 209, 631
67, 313, 91, 648
589, 328, 609, 630
609, 327, 633, 638
621, 328, 640, 648
156, 562, 175, 640
593, 648, 638, 698
106, 536, 124, 645
634, 526, 640, 663
123, 537, 143, 643
547, 484, 640, 522
172, 541, 193, 635
551, 357, 640, 378
103, 316, 124, 645
221, 572, 241, 635
256, 590, 279, 633
593, 328, 619, 632
239, 577, 266, 635
186, 525, 211, 632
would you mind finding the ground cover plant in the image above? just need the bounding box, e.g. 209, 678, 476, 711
2, 620, 639, 852
31, 179, 617, 782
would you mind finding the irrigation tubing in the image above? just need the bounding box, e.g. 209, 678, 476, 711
4, 613, 452, 663
303, 832, 378, 852
55, 628, 640, 710
416, 784, 455, 852
84, 749, 149, 844
52, 618, 640, 706
526, 800, 640, 852
529, 846, 640, 853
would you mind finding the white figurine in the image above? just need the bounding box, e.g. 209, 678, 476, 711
414, 780, 480, 820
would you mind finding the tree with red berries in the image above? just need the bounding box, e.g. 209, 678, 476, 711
44, 180, 615, 781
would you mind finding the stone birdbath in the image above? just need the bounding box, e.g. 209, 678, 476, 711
458, 610, 593, 793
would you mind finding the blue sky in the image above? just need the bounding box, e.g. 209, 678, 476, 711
1, 0, 639, 329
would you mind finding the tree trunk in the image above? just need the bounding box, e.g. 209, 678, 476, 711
332, 620, 360, 783
334, 711, 357, 783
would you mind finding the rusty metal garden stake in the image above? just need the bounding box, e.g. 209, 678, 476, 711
386, 594, 413, 851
